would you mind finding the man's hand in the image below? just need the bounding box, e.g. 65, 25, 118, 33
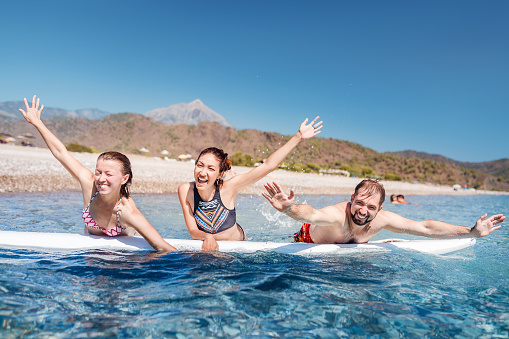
202, 234, 219, 251
470, 214, 505, 238
262, 182, 295, 212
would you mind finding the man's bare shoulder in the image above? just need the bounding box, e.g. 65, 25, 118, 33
372, 209, 407, 227
321, 201, 348, 214
330, 201, 348, 210
315, 202, 348, 224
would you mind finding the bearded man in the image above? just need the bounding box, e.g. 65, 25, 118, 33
262, 179, 505, 244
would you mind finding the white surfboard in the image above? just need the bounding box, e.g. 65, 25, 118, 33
0, 231, 475, 255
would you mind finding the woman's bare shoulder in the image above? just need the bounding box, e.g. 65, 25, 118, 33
178, 181, 194, 191
178, 182, 195, 203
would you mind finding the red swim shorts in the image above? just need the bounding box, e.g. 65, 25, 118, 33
293, 223, 314, 243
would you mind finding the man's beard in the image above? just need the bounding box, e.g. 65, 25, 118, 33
351, 211, 372, 226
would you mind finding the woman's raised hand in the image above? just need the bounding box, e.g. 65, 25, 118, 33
299, 116, 323, 140
19, 95, 44, 125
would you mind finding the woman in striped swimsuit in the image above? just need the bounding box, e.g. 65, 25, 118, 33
178, 116, 323, 251
19, 95, 176, 253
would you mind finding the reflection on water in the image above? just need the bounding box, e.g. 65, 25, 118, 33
0, 192, 508, 337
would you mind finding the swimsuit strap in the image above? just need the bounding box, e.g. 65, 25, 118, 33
116, 194, 123, 227
85, 191, 123, 228
85, 191, 99, 211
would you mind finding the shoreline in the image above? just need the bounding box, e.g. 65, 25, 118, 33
1, 144, 507, 196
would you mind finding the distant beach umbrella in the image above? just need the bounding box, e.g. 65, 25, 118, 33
160, 150, 169, 155
0, 133, 14, 138
16, 133, 36, 139
139, 147, 150, 153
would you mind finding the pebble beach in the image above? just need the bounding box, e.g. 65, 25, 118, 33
0, 144, 506, 196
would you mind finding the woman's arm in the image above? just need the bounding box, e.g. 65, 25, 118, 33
223, 116, 323, 196
178, 182, 236, 250
178, 182, 204, 240
19, 96, 93, 191
120, 198, 177, 252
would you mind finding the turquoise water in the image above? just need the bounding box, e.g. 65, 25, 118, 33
0, 192, 508, 338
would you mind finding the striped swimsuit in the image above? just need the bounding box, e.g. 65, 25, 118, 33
193, 185, 237, 234
82, 191, 126, 236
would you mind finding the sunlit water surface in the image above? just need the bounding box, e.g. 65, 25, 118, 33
0, 192, 508, 338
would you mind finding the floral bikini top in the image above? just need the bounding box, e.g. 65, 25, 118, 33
82, 191, 126, 236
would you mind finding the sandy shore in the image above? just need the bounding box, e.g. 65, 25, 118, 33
0, 144, 506, 196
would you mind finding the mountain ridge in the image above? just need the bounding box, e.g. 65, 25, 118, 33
0, 101, 110, 121
0, 99, 232, 128
1, 113, 507, 191
388, 150, 509, 182
145, 99, 232, 127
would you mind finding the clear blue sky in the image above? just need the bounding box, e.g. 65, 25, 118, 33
1, 1, 507, 162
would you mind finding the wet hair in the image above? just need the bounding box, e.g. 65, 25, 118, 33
97, 151, 133, 198
390, 194, 397, 202
354, 179, 385, 206
196, 147, 231, 188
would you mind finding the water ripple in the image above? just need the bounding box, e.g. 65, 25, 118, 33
1, 193, 508, 337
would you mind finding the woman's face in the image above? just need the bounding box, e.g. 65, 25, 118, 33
94, 158, 129, 195
194, 153, 222, 190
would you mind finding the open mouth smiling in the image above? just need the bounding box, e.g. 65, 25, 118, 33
196, 177, 208, 185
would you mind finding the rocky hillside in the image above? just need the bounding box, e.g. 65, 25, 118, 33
1, 113, 508, 191
389, 151, 509, 181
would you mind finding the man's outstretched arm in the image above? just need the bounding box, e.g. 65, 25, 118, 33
383, 211, 505, 238
262, 182, 340, 226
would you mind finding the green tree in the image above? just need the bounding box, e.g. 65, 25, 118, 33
306, 163, 321, 172
361, 167, 374, 175
231, 151, 255, 167
385, 173, 402, 181
66, 143, 96, 153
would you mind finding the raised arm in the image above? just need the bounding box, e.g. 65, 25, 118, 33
19, 95, 92, 186
225, 116, 323, 194
383, 211, 505, 239
262, 181, 340, 226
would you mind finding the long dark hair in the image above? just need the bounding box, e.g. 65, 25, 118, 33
196, 147, 231, 188
97, 151, 133, 198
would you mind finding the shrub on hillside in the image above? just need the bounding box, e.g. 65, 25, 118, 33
384, 173, 402, 181
231, 151, 255, 167
66, 143, 96, 153
361, 167, 374, 175
289, 162, 312, 173
306, 163, 321, 172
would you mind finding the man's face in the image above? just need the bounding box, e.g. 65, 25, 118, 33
350, 192, 382, 226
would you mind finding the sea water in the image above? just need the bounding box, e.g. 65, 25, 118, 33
0, 192, 508, 338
